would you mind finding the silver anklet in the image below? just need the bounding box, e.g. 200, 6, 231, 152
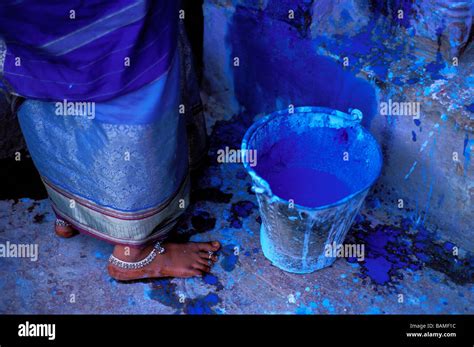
55, 219, 71, 227
108, 242, 165, 270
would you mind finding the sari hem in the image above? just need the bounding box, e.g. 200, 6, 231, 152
46, 173, 190, 246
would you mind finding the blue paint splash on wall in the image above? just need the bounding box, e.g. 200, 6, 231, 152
230, 7, 378, 128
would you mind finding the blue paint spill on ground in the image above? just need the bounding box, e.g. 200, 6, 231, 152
346, 216, 474, 287
220, 244, 239, 272
202, 274, 224, 291
322, 298, 335, 313
185, 293, 220, 315
191, 210, 216, 234
203, 274, 218, 285
145, 279, 183, 312
425, 53, 447, 81
364, 257, 393, 285
229, 200, 256, 228
94, 251, 108, 260
366, 306, 382, 314
296, 305, 312, 315
146, 278, 221, 314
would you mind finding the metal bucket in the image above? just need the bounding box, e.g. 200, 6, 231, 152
241, 106, 382, 273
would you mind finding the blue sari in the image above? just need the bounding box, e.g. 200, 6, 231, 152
0, 0, 177, 101
1, 1, 203, 245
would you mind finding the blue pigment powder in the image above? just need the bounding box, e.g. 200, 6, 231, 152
261, 166, 351, 207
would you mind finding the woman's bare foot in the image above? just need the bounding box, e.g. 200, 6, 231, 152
55, 219, 78, 238
107, 241, 221, 281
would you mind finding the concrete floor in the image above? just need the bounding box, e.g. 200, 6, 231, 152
0, 110, 473, 314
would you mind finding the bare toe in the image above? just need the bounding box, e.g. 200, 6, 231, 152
199, 251, 218, 262
197, 241, 221, 252
196, 257, 215, 267
193, 263, 211, 273
186, 269, 203, 277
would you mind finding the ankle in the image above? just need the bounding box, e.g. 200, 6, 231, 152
112, 244, 154, 262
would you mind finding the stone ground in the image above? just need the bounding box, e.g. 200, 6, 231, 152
0, 110, 472, 314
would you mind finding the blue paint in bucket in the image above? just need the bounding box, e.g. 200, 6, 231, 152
242, 106, 382, 273
256, 135, 354, 207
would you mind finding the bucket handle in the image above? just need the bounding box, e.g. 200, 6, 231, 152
347, 108, 363, 123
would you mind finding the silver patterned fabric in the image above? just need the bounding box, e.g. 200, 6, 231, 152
17, 51, 190, 245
